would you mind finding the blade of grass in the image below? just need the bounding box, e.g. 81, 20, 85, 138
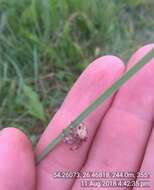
33, 46, 39, 88
36, 48, 154, 164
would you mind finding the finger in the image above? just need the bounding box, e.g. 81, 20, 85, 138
0, 128, 35, 190
72, 44, 154, 190
133, 125, 154, 190
35, 56, 125, 190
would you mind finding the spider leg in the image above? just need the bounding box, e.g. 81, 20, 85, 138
83, 137, 88, 142
70, 139, 83, 150
63, 136, 76, 145
70, 144, 78, 151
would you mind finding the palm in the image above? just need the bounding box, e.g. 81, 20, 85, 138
0, 44, 154, 190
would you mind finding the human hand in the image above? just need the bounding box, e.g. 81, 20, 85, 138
0, 44, 154, 190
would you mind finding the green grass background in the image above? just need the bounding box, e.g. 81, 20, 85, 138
0, 0, 154, 144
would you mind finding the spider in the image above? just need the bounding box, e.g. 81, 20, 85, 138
63, 122, 88, 150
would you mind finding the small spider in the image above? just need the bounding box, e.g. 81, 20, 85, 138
63, 122, 88, 150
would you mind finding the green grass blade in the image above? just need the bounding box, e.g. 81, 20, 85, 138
22, 84, 46, 122
36, 48, 154, 164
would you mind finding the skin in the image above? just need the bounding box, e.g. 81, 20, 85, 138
0, 44, 154, 190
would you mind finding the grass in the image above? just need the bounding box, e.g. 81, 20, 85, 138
0, 0, 154, 144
